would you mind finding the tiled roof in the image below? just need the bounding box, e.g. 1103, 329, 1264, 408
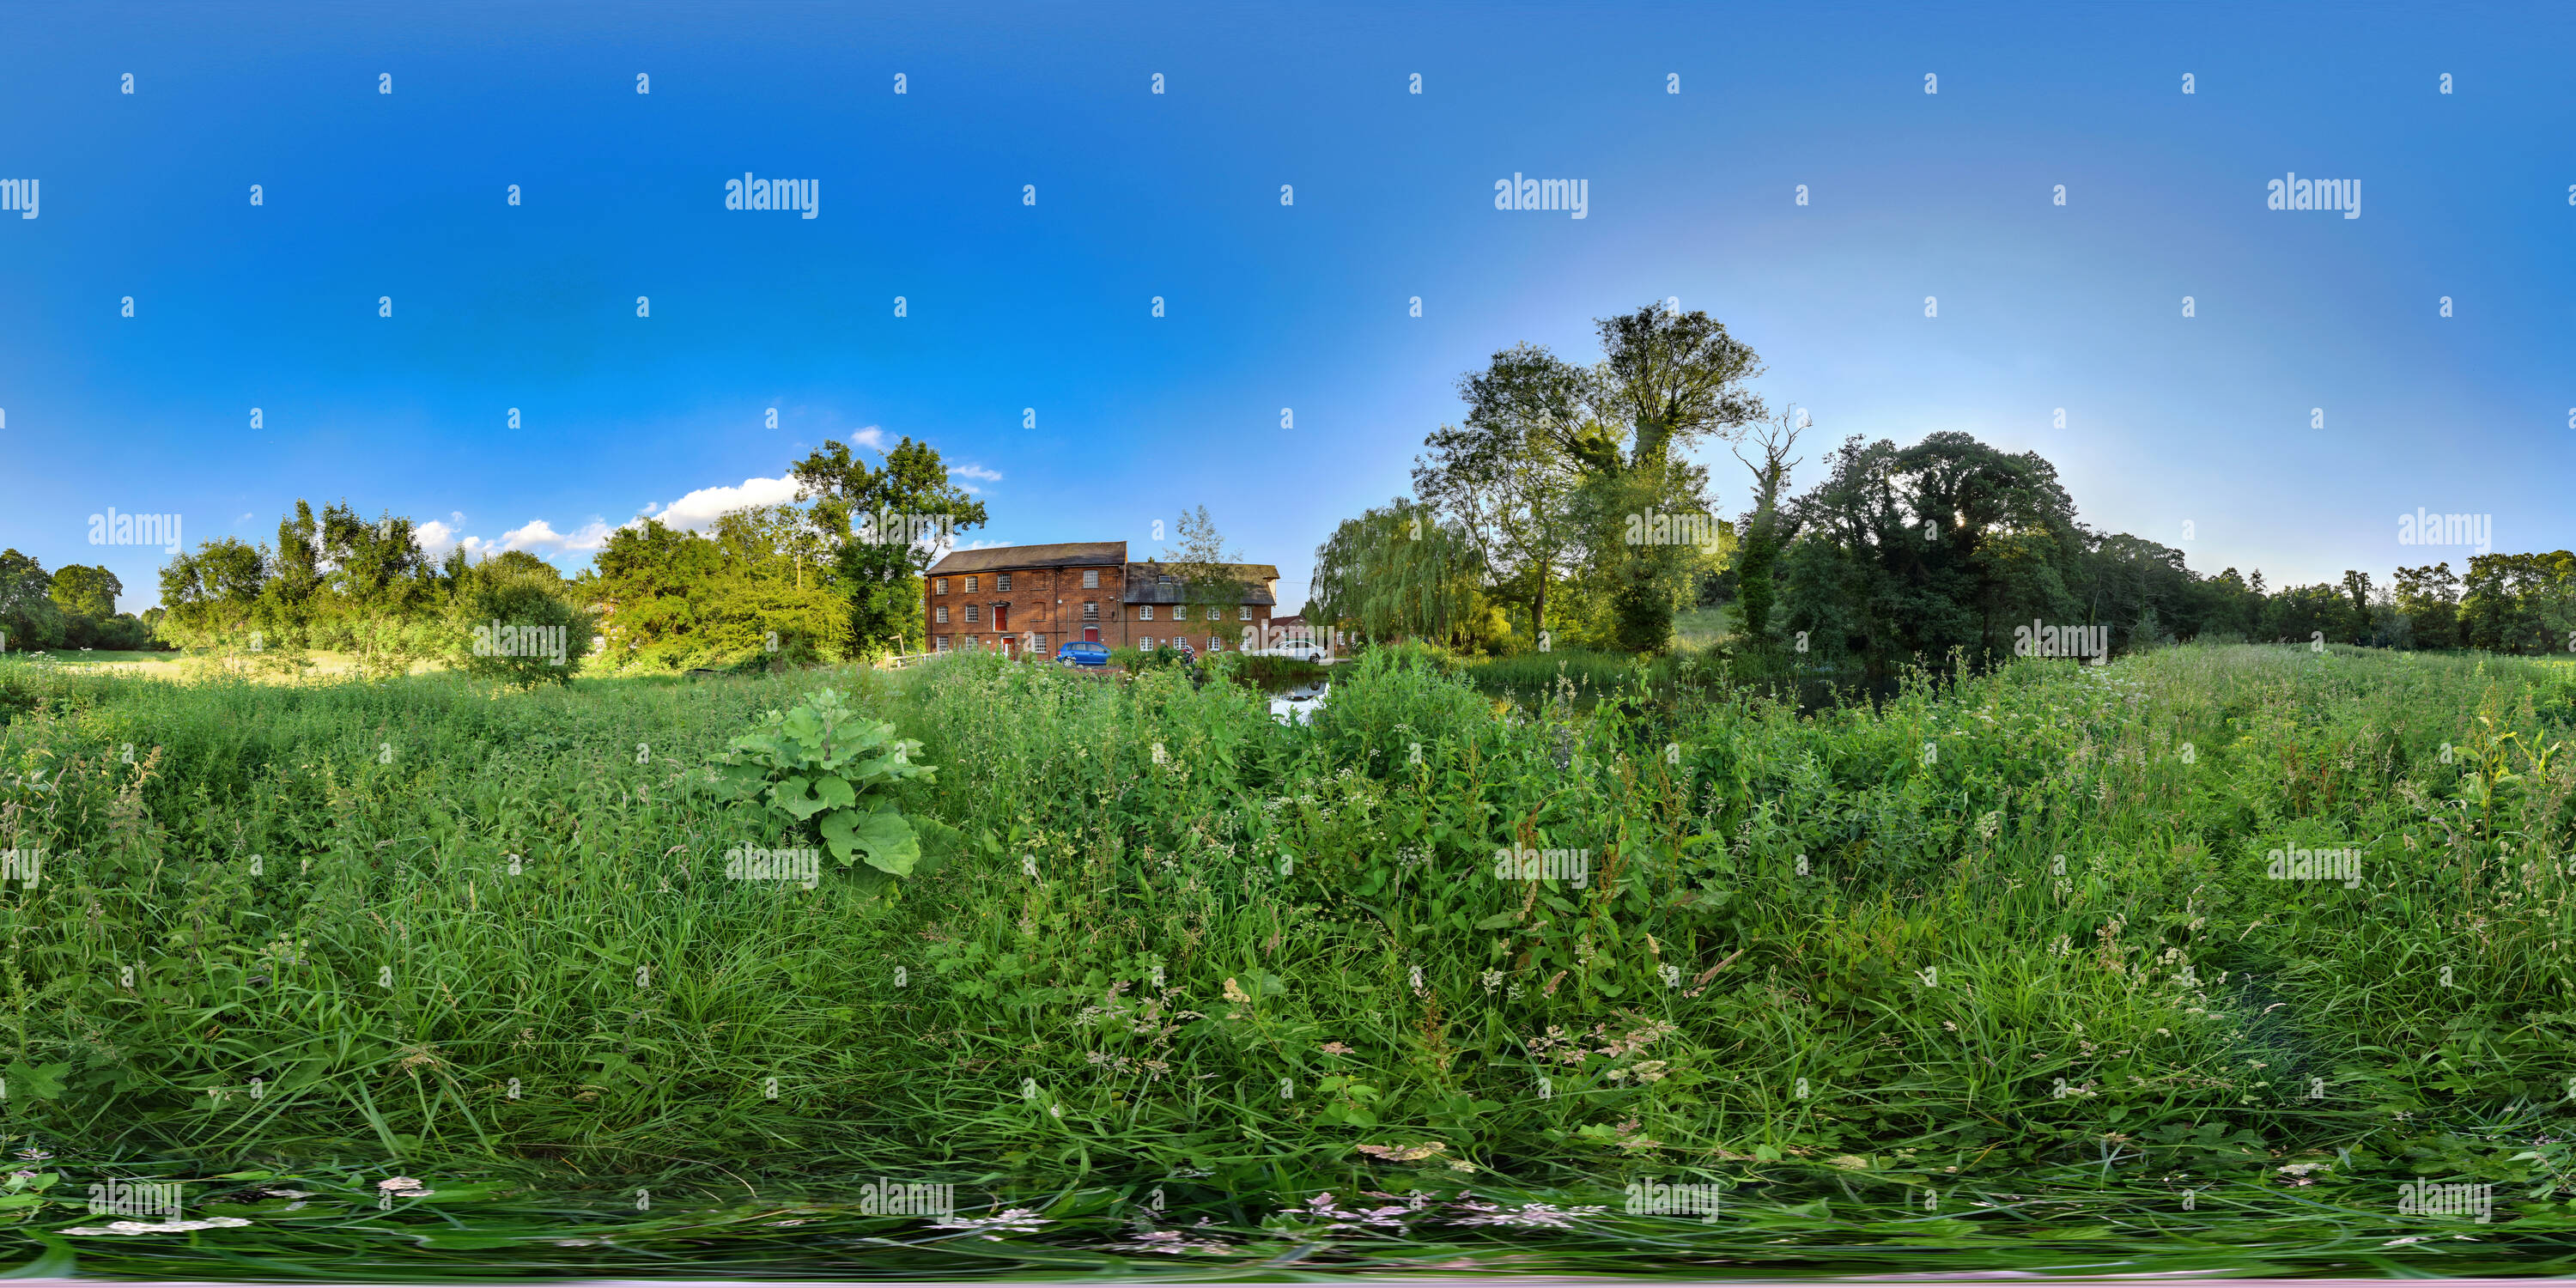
927, 542, 1127, 574
1121, 562, 1280, 606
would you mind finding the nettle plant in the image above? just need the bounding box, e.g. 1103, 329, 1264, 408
713, 687, 953, 888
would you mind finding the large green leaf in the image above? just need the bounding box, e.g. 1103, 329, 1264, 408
769, 775, 829, 821
817, 810, 860, 865
811, 774, 856, 811
3, 1061, 66, 1101
844, 807, 921, 877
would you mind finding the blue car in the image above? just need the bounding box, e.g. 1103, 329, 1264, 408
1055, 641, 1111, 667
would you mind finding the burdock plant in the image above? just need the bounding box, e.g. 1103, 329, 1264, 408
713, 686, 949, 887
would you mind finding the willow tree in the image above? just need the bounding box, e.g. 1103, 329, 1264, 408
1309, 499, 1486, 647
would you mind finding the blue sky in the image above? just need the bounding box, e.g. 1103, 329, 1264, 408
3, 1, 2570, 613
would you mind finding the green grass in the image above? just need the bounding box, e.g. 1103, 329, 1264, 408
1672, 604, 1735, 650
3, 642, 2574, 1276
5, 649, 175, 665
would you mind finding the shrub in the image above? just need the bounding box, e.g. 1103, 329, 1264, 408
713, 685, 948, 890
447, 573, 593, 687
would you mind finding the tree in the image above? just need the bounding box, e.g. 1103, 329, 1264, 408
1449, 306, 1767, 652
0, 550, 65, 650
1728, 411, 1805, 641
1415, 409, 1583, 647
47, 564, 122, 620
1776, 432, 2086, 667
1156, 505, 1251, 620
791, 436, 987, 653
1309, 500, 1487, 647
446, 553, 593, 687
158, 538, 269, 646
262, 500, 326, 642
2394, 563, 2461, 649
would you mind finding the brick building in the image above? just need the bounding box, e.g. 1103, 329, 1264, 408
924, 541, 1282, 658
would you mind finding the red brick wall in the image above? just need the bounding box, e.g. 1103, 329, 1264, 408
927, 563, 1127, 654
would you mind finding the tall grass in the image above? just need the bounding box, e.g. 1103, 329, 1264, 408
3, 642, 2573, 1271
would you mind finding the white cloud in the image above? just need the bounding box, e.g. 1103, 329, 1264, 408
499, 518, 613, 554
415, 519, 488, 561
629, 474, 804, 535
951, 463, 1002, 482
851, 425, 888, 451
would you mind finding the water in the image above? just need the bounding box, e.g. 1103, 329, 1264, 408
1268, 680, 1327, 724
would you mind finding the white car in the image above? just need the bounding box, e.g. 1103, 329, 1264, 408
1246, 641, 1331, 664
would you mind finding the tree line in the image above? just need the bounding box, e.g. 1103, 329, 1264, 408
0, 552, 162, 652
1310, 302, 2567, 667
149, 436, 985, 680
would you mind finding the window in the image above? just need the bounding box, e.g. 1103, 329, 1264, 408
933, 578, 946, 594
935, 635, 950, 652
1237, 606, 1252, 621
996, 573, 1012, 591
1138, 605, 1154, 621
1034, 634, 1048, 650
1208, 636, 1223, 652
964, 575, 979, 592
1083, 601, 1099, 621
1139, 636, 1153, 650
1083, 568, 1100, 588
964, 605, 979, 623
935, 605, 948, 624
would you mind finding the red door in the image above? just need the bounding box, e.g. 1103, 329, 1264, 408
993, 604, 1008, 632
1084, 626, 1099, 642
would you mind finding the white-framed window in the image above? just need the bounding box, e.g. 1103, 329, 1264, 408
935, 605, 948, 623
1208, 636, 1223, 651
935, 635, 950, 652
1083, 601, 1099, 621
1083, 568, 1100, 588
964, 605, 979, 623
1034, 634, 1048, 649
933, 577, 946, 594
996, 573, 1012, 591
1139, 636, 1154, 649
1139, 605, 1154, 621
964, 575, 979, 592
1237, 605, 1252, 621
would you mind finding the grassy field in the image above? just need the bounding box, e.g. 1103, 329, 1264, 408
2, 641, 2573, 1276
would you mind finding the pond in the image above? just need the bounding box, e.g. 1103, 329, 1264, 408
1268, 679, 1327, 725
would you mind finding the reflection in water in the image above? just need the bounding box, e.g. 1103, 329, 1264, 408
1269, 681, 1328, 725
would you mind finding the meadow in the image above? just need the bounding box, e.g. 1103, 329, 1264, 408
2, 641, 2573, 1276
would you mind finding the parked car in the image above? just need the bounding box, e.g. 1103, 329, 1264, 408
1055, 641, 1111, 667
1247, 641, 1331, 663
